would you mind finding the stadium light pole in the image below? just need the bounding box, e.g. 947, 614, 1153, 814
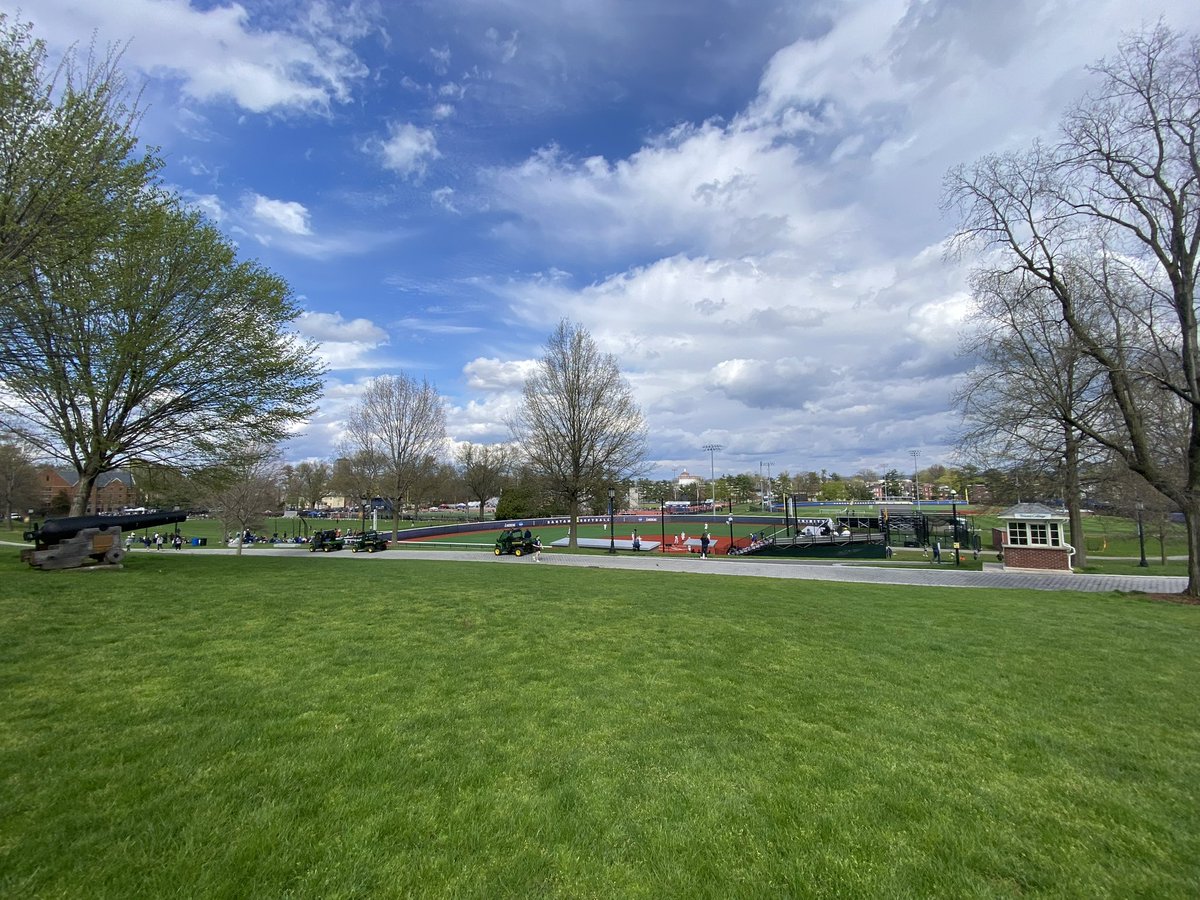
909, 449, 921, 510
702, 443, 722, 509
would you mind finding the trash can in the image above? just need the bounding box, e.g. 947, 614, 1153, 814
192, 537, 208, 547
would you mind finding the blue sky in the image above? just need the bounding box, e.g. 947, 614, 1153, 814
9, 0, 1199, 481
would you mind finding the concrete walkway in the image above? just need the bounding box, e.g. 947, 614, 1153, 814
91, 542, 1188, 594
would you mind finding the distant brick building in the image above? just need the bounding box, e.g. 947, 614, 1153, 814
37, 467, 138, 514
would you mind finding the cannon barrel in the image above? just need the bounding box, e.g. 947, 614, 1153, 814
26, 510, 187, 544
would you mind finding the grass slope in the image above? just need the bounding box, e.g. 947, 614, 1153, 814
2, 555, 1198, 898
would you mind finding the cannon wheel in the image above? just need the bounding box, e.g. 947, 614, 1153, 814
104, 547, 126, 565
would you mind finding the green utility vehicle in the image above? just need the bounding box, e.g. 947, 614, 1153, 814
352, 530, 389, 553
494, 529, 535, 557
309, 529, 345, 552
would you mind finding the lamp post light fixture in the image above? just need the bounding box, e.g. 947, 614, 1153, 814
608, 487, 617, 554
702, 443, 722, 509
1136, 500, 1148, 567
909, 449, 921, 510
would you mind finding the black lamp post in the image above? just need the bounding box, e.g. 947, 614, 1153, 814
1136, 500, 1148, 567
660, 499, 666, 554
951, 499, 960, 565
360, 494, 368, 535
608, 487, 616, 553
727, 515, 734, 555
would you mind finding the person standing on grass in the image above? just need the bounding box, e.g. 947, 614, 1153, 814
933, 540, 942, 563
700, 531, 710, 559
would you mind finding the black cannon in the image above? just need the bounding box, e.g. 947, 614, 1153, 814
22, 510, 188, 570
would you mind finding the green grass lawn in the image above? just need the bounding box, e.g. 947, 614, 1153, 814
2, 554, 1198, 898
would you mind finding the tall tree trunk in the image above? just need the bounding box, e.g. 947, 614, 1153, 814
568, 497, 579, 548
69, 471, 100, 516
1185, 503, 1200, 598
1063, 431, 1086, 568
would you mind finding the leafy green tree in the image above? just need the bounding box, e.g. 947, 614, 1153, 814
0, 16, 157, 303
883, 469, 905, 500
1, 200, 325, 515
844, 479, 873, 502
494, 466, 557, 519
0, 19, 324, 516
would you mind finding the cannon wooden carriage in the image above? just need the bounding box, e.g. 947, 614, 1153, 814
22, 510, 188, 570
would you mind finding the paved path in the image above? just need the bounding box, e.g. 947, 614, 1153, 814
70, 542, 1188, 594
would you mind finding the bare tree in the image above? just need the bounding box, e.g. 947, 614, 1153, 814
330, 444, 388, 514
946, 24, 1200, 595
952, 269, 1111, 564
294, 461, 332, 510
345, 374, 446, 538
0, 441, 39, 525
457, 442, 512, 520
406, 455, 450, 517
201, 450, 282, 556
511, 320, 647, 547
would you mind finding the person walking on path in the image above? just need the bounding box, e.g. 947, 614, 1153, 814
533, 536, 543, 561
933, 541, 942, 564
700, 531, 710, 559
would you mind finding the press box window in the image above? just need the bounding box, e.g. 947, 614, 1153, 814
1007, 521, 1062, 546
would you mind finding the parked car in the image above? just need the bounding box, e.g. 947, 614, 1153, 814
309, 529, 344, 552
352, 530, 389, 553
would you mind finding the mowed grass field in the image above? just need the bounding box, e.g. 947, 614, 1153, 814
2, 554, 1198, 898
